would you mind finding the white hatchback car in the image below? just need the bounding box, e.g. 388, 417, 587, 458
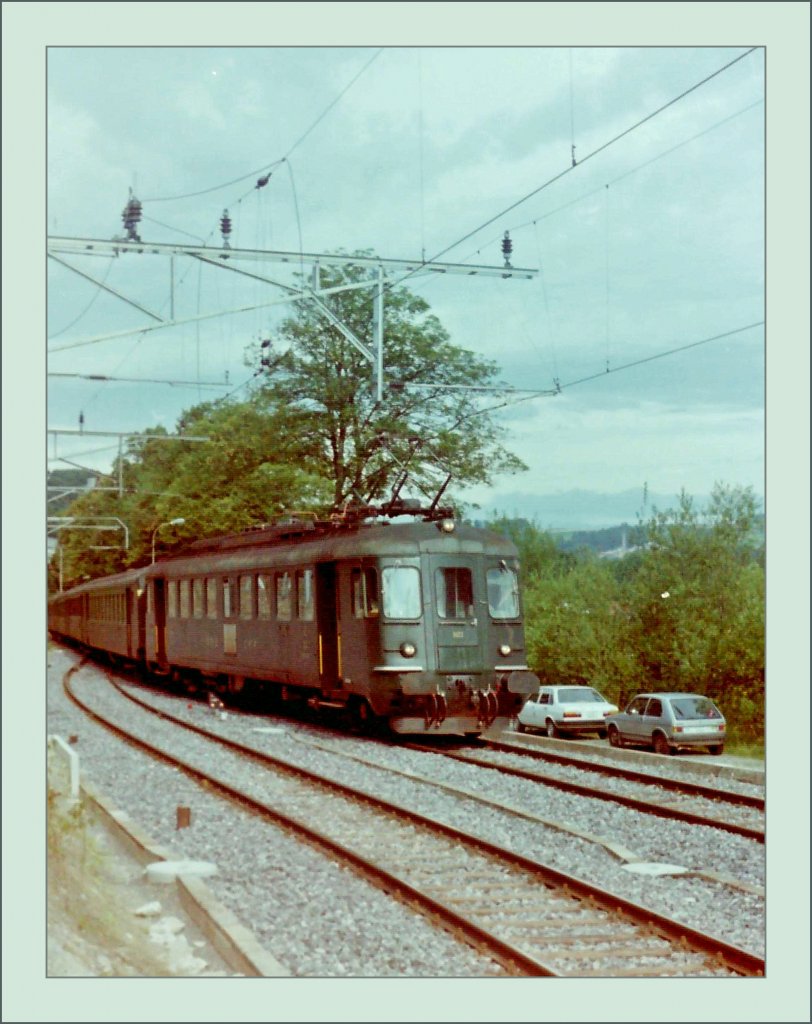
517, 685, 619, 738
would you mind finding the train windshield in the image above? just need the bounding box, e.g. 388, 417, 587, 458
486, 566, 520, 619
381, 566, 422, 619
435, 567, 476, 620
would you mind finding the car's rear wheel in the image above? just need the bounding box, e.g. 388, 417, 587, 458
608, 725, 622, 748
597, 728, 608, 739
708, 743, 724, 755
545, 719, 560, 739
653, 732, 674, 756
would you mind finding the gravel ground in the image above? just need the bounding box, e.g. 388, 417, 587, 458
48, 646, 766, 975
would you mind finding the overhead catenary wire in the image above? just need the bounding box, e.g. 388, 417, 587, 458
48, 372, 231, 389
381, 47, 758, 301
445, 321, 765, 430
140, 49, 383, 204
464, 98, 764, 263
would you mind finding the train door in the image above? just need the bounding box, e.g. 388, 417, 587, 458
125, 587, 134, 658
153, 577, 167, 666
431, 556, 488, 674
315, 562, 340, 688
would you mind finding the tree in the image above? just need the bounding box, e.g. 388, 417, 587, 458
50, 397, 332, 589
625, 484, 764, 712
521, 554, 639, 702
249, 255, 526, 507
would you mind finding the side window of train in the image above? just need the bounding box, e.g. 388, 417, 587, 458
276, 572, 292, 621
147, 582, 154, 616
206, 578, 218, 619
240, 575, 254, 619
179, 580, 191, 619
167, 582, 178, 619
223, 578, 237, 619
297, 569, 314, 620
352, 567, 380, 618
257, 574, 272, 619
193, 578, 204, 619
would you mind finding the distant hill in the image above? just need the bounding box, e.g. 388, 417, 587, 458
469, 487, 764, 533
47, 468, 99, 515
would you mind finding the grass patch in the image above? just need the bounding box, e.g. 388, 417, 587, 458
47, 755, 174, 976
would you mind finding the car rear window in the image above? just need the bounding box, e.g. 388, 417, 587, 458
670, 697, 722, 719
557, 688, 606, 703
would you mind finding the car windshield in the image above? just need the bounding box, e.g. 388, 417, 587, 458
670, 697, 722, 719
557, 688, 607, 703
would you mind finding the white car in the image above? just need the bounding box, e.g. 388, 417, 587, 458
517, 685, 619, 738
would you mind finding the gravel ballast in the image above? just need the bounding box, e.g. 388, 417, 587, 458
48, 647, 766, 974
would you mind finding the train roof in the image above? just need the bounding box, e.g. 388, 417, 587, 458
152, 515, 518, 575
49, 565, 147, 602
50, 508, 521, 597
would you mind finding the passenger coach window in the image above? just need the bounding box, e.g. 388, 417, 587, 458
257, 574, 272, 618
206, 578, 218, 619
276, 573, 292, 621
240, 576, 254, 619
180, 580, 191, 619
223, 578, 237, 618
297, 569, 314, 620
168, 581, 178, 619
382, 566, 421, 619
193, 578, 204, 619
352, 567, 379, 618
486, 566, 520, 619
436, 567, 475, 620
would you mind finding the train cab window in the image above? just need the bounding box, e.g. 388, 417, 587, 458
193, 578, 204, 618
297, 569, 314, 620
352, 567, 379, 618
435, 567, 475, 620
276, 573, 292, 621
257, 574, 272, 619
223, 578, 237, 619
179, 580, 191, 619
240, 575, 254, 620
206, 578, 218, 619
486, 566, 520, 619
381, 566, 421, 620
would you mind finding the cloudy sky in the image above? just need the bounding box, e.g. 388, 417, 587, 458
44, 38, 767, 521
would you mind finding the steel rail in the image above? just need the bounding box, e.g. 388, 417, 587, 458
86, 671, 765, 977
408, 743, 764, 843
483, 736, 765, 809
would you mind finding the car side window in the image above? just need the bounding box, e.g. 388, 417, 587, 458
540, 692, 551, 705
627, 697, 648, 715
646, 699, 663, 717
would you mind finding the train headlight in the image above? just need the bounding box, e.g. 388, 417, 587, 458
498, 644, 512, 657
399, 641, 417, 658
438, 518, 456, 533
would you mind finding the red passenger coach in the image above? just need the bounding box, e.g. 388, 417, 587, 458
49, 505, 539, 736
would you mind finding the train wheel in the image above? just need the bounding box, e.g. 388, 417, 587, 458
352, 698, 375, 733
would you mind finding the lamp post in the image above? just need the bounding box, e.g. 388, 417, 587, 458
151, 518, 185, 563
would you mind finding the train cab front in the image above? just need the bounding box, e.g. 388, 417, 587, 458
372, 554, 537, 735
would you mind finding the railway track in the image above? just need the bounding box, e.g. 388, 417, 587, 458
64, 665, 763, 978
402, 738, 765, 842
